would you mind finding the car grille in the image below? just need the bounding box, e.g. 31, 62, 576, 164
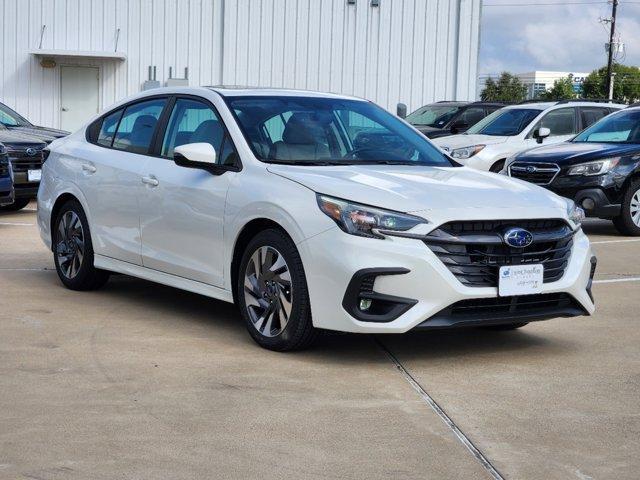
447, 293, 577, 318
423, 219, 574, 288
509, 162, 560, 185
8, 148, 44, 172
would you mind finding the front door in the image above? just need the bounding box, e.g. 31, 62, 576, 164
60, 66, 99, 132
139, 97, 238, 286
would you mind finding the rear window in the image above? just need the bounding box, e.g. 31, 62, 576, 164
96, 109, 123, 147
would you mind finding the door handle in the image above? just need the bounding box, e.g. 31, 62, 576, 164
81, 163, 97, 174
61, 107, 69, 112
141, 175, 159, 187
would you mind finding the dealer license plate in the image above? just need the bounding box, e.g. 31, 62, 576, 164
28, 169, 42, 182
498, 264, 544, 297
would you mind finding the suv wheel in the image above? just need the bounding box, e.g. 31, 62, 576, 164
0, 198, 30, 211
53, 200, 110, 290
237, 229, 317, 351
613, 180, 640, 236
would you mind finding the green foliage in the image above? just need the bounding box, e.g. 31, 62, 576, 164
539, 76, 577, 101
582, 64, 640, 103
480, 72, 527, 103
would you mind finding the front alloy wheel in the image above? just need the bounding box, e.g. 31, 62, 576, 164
613, 180, 640, 236
237, 229, 317, 351
244, 246, 293, 337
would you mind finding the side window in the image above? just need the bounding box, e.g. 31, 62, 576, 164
459, 107, 485, 126
581, 107, 610, 129
97, 109, 123, 147
538, 108, 576, 136
112, 98, 166, 154
161, 98, 229, 163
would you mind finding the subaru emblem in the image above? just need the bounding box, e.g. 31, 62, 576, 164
25, 147, 37, 157
503, 228, 534, 248
526, 165, 537, 173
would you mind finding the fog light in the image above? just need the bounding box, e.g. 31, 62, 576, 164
581, 197, 596, 210
359, 298, 372, 311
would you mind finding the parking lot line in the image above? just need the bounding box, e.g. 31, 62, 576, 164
591, 239, 640, 244
594, 277, 640, 284
0, 222, 34, 226
376, 338, 504, 480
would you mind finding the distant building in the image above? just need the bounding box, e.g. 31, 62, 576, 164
516, 71, 590, 99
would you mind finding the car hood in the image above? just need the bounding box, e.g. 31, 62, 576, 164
7, 125, 69, 142
267, 164, 568, 217
515, 142, 640, 166
0, 130, 48, 147
432, 134, 508, 150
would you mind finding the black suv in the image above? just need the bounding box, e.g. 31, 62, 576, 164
405, 101, 505, 139
0, 102, 68, 143
0, 126, 47, 211
506, 106, 640, 235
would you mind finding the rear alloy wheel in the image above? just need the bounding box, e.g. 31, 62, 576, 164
53, 200, 110, 290
238, 229, 317, 351
613, 180, 640, 236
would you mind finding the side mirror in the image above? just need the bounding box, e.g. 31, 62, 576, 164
396, 103, 407, 119
174, 143, 217, 169
534, 127, 551, 144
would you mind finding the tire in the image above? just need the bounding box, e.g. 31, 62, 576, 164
612, 180, 640, 236
237, 229, 317, 351
52, 199, 110, 291
481, 322, 528, 331
489, 160, 505, 173
0, 198, 30, 211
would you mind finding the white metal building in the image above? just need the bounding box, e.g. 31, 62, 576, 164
0, 0, 482, 132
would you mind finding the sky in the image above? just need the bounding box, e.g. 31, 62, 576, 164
479, 0, 640, 77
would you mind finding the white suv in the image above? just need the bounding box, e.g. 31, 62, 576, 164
433, 101, 625, 172
38, 87, 595, 351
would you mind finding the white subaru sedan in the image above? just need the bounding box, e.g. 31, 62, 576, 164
38, 87, 596, 351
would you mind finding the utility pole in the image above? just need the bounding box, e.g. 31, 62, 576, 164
605, 0, 619, 100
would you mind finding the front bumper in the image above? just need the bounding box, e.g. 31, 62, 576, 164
13, 171, 39, 199
299, 226, 595, 333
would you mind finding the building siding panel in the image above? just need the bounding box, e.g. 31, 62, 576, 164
0, 0, 480, 129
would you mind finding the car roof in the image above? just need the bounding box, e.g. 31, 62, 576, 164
506, 100, 627, 111
206, 86, 366, 102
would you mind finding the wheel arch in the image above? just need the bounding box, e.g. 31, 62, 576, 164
230, 218, 293, 305
50, 192, 82, 250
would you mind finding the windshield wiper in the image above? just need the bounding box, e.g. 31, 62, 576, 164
267, 160, 352, 166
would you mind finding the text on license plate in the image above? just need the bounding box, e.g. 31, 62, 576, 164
498, 264, 543, 297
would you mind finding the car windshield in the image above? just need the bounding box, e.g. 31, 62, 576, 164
573, 109, 640, 144
466, 108, 540, 136
225, 96, 455, 167
405, 105, 462, 128
0, 103, 31, 127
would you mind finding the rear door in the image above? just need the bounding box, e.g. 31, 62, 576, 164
138, 96, 240, 286
579, 106, 611, 131
79, 97, 167, 265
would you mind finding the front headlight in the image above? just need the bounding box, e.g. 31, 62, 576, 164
567, 157, 620, 176
317, 194, 427, 239
450, 144, 485, 160
567, 200, 585, 230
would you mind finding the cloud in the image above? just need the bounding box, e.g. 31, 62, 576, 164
479, 2, 640, 75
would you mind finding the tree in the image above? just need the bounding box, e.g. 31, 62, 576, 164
539, 76, 577, 100
480, 72, 527, 103
582, 64, 640, 103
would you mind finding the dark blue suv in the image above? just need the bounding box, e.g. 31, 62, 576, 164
506, 106, 640, 236
0, 143, 14, 207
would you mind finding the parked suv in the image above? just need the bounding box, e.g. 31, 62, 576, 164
0, 125, 47, 211
0, 102, 68, 143
405, 101, 504, 139
506, 106, 640, 236
38, 87, 595, 351
433, 101, 625, 172
0, 143, 14, 207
